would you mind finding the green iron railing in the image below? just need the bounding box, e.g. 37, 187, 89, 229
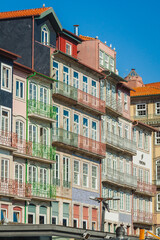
53, 81, 78, 101
63, 180, 71, 188
30, 182, 56, 199
28, 99, 56, 120
32, 142, 56, 161
53, 178, 60, 186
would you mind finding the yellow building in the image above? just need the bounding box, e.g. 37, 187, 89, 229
126, 69, 160, 234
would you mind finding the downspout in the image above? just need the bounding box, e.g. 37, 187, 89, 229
100, 160, 102, 231
32, 16, 35, 69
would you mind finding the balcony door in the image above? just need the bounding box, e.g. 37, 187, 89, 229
63, 110, 70, 141
28, 165, 37, 195
73, 114, 79, 134
40, 87, 47, 113
1, 159, 9, 194
40, 168, 47, 197
29, 124, 37, 156
40, 127, 47, 158
15, 164, 23, 197
63, 157, 70, 187
29, 82, 37, 108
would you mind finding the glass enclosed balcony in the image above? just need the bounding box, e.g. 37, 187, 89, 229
28, 99, 56, 121
30, 182, 56, 199
106, 96, 122, 116
104, 131, 136, 155
52, 128, 106, 158
102, 167, 137, 189
0, 178, 31, 199
53, 81, 105, 115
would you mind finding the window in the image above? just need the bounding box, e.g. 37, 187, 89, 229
155, 132, 160, 145
118, 90, 122, 103
52, 217, 57, 224
40, 86, 47, 106
138, 130, 143, 148
111, 85, 116, 103
126, 160, 130, 174
139, 169, 143, 182
114, 224, 117, 233
41, 26, 49, 45
13, 211, 20, 223
136, 104, 146, 116
120, 192, 124, 210
144, 133, 149, 150
39, 215, 46, 224
74, 160, 80, 185
99, 50, 103, 66
29, 82, 37, 101
29, 124, 37, 143
1, 63, 12, 92
139, 198, 143, 211
63, 157, 70, 187
100, 80, 105, 100
157, 194, 160, 211
112, 119, 116, 134
40, 127, 47, 146
113, 191, 118, 210
110, 58, 114, 72
66, 43, 72, 55
73, 114, 79, 134
104, 54, 109, 69
83, 220, 87, 229
145, 200, 149, 213
15, 164, 23, 184
83, 163, 88, 187
92, 80, 97, 97
124, 94, 128, 110
1, 159, 9, 181
108, 223, 111, 233
73, 71, 79, 89
28, 213, 35, 224
28, 165, 37, 183
133, 166, 137, 177
126, 194, 130, 211
40, 168, 47, 190
63, 66, 69, 85
133, 128, 137, 142
144, 170, 149, 184
53, 61, 59, 80
16, 80, 24, 99
53, 154, 59, 186
83, 76, 88, 93
119, 158, 124, 172
63, 109, 70, 131
83, 118, 89, 137
108, 189, 112, 209
156, 103, 160, 115
92, 165, 97, 189
63, 218, 68, 226
133, 197, 137, 212
73, 219, 78, 228
16, 120, 24, 142
118, 122, 122, 137
1, 108, 10, 132
156, 228, 160, 236
1, 209, 7, 220
124, 125, 129, 139
156, 161, 160, 182
92, 121, 97, 141
92, 221, 96, 230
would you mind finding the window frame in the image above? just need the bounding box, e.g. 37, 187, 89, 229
156, 102, 160, 115
1, 63, 12, 93
136, 103, 146, 116
73, 159, 80, 185
83, 163, 89, 187
0, 106, 11, 133
92, 165, 97, 190
41, 24, 50, 45
66, 42, 72, 56
16, 79, 24, 99
157, 194, 160, 211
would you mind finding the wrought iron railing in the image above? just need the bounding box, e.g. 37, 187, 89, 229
0, 131, 17, 148
106, 96, 122, 114
53, 178, 60, 186
104, 131, 136, 154
52, 128, 106, 157
132, 210, 153, 224
30, 182, 56, 199
28, 99, 56, 120
133, 113, 160, 125
102, 167, 137, 188
63, 180, 71, 188
53, 81, 105, 113
136, 180, 156, 195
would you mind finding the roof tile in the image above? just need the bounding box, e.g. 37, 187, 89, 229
131, 85, 160, 96
0, 7, 50, 20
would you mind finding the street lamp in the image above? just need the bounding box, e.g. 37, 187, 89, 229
89, 196, 120, 232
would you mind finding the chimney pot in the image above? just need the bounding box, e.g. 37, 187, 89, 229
73, 25, 79, 36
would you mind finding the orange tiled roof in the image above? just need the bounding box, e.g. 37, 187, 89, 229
79, 35, 95, 40
0, 7, 51, 20
131, 84, 160, 97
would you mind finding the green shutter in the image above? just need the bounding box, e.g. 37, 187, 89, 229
40, 206, 47, 215
52, 202, 59, 216
28, 204, 36, 213
63, 203, 69, 218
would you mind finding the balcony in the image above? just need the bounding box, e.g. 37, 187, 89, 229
30, 182, 56, 199
106, 96, 122, 116
102, 167, 137, 189
28, 100, 56, 122
0, 131, 17, 151
0, 178, 31, 199
14, 139, 56, 163
132, 210, 153, 225
63, 180, 71, 188
104, 131, 136, 155
53, 81, 105, 115
53, 178, 60, 187
133, 114, 160, 126
136, 181, 156, 196
52, 128, 106, 159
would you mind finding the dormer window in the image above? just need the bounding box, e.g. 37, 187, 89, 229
66, 43, 72, 55
41, 25, 49, 45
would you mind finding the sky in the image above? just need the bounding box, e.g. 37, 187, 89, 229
1, 0, 160, 84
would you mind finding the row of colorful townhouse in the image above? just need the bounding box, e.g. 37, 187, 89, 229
0, 6, 157, 236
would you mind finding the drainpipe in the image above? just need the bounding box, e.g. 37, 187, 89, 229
100, 160, 102, 231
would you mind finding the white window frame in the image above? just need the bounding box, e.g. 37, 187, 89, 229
83, 163, 89, 187
52, 60, 59, 80
73, 218, 78, 228
66, 43, 72, 55
13, 210, 20, 223
136, 104, 146, 116
156, 102, 160, 115
120, 192, 124, 210
73, 71, 79, 89
138, 130, 143, 148
99, 50, 103, 66
15, 164, 23, 184
41, 25, 49, 45
82, 219, 87, 229
104, 53, 109, 69
157, 194, 160, 211
16, 79, 24, 99
39, 214, 46, 224
63, 156, 70, 185
109, 57, 114, 72
1, 63, 12, 93
126, 193, 130, 212
92, 165, 97, 190
63, 65, 70, 85
0, 106, 11, 133
91, 80, 97, 97
73, 113, 80, 134
52, 216, 58, 224
63, 217, 68, 226
144, 133, 149, 151
28, 212, 35, 224
155, 132, 160, 145
16, 120, 24, 142
73, 160, 80, 185
53, 154, 59, 183
124, 93, 128, 111
1, 159, 9, 181
1, 208, 7, 220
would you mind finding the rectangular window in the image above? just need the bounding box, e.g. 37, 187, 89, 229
104, 54, 109, 69
73, 219, 78, 228
83, 163, 88, 187
126, 161, 130, 174
73, 114, 79, 134
133, 128, 137, 142
13, 211, 20, 223
73, 71, 79, 89
53, 105, 59, 129
124, 94, 128, 110
92, 121, 97, 141
1, 159, 9, 181
126, 194, 130, 211
28, 165, 37, 183
144, 133, 149, 150
74, 160, 80, 185
83, 76, 88, 93
66, 43, 72, 55
83, 220, 87, 229
157, 194, 160, 211
155, 132, 160, 145
16, 120, 24, 142
136, 104, 146, 116
110, 58, 114, 72
139, 199, 143, 211
63, 109, 70, 131
156, 102, 160, 115
99, 50, 103, 66
118, 122, 122, 137
119, 158, 124, 173
92, 165, 97, 189
16, 80, 24, 99
15, 164, 23, 184
139, 169, 143, 182
138, 130, 143, 148
144, 170, 149, 184
63, 157, 70, 187
120, 192, 124, 210
108, 189, 112, 209
113, 191, 118, 210
1, 108, 10, 133
133, 197, 137, 212
91, 80, 97, 97
63, 218, 68, 226
53, 60, 59, 80
40, 168, 47, 190
100, 80, 105, 100
1, 63, 12, 92
1, 209, 7, 220
52, 217, 57, 224
133, 166, 137, 177
83, 118, 89, 137
124, 125, 129, 139
63, 66, 69, 85
53, 154, 59, 186
118, 90, 122, 103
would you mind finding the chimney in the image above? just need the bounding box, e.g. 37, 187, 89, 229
43, 4, 45, 7
73, 25, 79, 36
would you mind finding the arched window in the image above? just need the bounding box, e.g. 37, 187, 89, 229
41, 25, 49, 45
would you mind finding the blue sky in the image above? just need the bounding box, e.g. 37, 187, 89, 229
1, 0, 160, 84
